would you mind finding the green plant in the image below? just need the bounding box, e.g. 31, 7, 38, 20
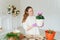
5, 32, 20, 40
36, 15, 45, 19
45, 30, 56, 40
48, 30, 55, 34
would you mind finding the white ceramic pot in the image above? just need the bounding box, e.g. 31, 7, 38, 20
13, 29, 20, 33
36, 19, 44, 27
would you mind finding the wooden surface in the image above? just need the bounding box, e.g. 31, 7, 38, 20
21, 35, 46, 40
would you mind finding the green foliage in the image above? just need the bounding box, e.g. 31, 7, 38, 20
48, 30, 54, 34
5, 32, 20, 40
36, 15, 45, 19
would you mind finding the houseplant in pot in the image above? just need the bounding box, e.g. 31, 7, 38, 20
36, 11, 45, 27
13, 28, 25, 40
13, 29, 25, 40
19, 33, 25, 40
5, 32, 19, 40
45, 30, 56, 40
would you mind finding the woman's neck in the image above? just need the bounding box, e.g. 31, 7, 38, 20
29, 15, 34, 16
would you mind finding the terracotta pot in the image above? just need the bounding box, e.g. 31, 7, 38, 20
19, 34, 24, 40
45, 30, 56, 40
8, 37, 16, 40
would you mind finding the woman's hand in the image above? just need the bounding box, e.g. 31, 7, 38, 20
32, 23, 37, 27
27, 23, 37, 31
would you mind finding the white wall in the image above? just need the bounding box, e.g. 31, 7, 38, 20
20, 0, 60, 32
0, 0, 21, 32
0, 0, 60, 40
0, 0, 60, 32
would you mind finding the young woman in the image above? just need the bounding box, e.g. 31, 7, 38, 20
22, 6, 42, 40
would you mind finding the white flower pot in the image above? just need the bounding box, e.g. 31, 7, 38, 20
13, 29, 20, 33
36, 19, 44, 27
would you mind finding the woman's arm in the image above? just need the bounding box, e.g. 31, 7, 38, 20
27, 23, 37, 31
23, 23, 33, 31
27, 26, 33, 31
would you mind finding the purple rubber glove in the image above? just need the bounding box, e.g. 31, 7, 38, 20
32, 23, 37, 27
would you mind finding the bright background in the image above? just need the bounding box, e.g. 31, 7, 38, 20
0, 0, 60, 40
0, 0, 60, 33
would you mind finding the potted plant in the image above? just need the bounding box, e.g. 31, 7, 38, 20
45, 30, 56, 40
13, 29, 25, 40
5, 32, 19, 40
36, 11, 45, 27
19, 33, 25, 40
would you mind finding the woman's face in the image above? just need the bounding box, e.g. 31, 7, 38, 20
28, 8, 34, 16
